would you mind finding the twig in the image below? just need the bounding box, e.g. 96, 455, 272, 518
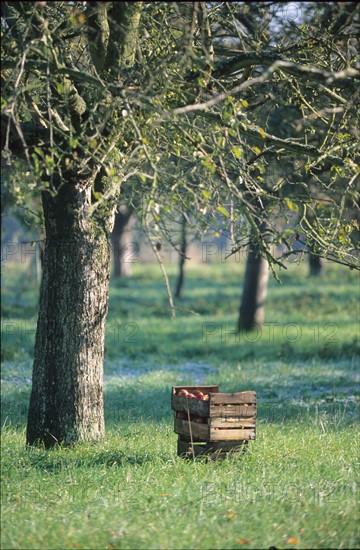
148, 233, 176, 319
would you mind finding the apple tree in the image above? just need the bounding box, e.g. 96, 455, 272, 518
1, 1, 359, 446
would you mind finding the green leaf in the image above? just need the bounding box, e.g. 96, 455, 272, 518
285, 199, 299, 212
231, 147, 242, 159
201, 190, 211, 200
217, 206, 229, 218
201, 157, 217, 174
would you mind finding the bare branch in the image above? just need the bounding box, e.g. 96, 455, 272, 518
175, 60, 359, 117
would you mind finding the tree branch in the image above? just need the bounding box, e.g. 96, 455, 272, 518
194, 111, 349, 167
1, 114, 49, 159
105, 1, 142, 71
177, 60, 360, 117
86, 2, 110, 73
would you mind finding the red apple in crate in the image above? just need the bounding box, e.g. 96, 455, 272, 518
177, 389, 189, 396
193, 390, 204, 400
187, 393, 196, 398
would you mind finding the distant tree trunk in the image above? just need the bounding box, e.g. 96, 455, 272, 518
26, 175, 116, 447
175, 215, 187, 299
238, 240, 270, 332
111, 204, 135, 278
308, 251, 324, 276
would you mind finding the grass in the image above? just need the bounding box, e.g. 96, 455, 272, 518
1, 256, 359, 549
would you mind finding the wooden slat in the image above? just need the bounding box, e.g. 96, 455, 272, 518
171, 395, 210, 417
177, 440, 249, 460
178, 434, 207, 443
209, 427, 256, 441
175, 419, 256, 442
209, 404, 257, 417
206, 440, 249, 452
209, 416, 256, 428
178, 436, 251, 448
177, 438, 207, 457
175, 411, 208, 425
178, 434, 193, 443
210, 391, 256, 405
174, 417, 210, 439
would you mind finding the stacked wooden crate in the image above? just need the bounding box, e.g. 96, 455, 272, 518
171, 385, 256, 459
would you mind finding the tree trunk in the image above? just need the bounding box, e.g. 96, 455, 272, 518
111, 204, 134, 278
175, 215, 187, 299
26, 177, 115, 447
238, 243, 269, 332
309, 251, 324, 276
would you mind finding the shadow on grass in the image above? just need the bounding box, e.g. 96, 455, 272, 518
23, 447, 158, 472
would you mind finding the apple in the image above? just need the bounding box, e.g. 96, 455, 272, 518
187, 393, 196, 398
177, 389, 189, 396
193, 390, 204, 399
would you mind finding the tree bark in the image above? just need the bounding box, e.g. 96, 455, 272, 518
238, 242, 269, 332
111, 204, 135, 278
26, 176, 115, 447
175, 215, 187, 299
309, 252, 324, 277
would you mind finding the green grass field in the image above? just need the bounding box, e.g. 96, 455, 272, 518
1, 256, 359, 549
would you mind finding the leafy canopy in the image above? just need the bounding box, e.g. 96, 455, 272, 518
1, 1, 359, 269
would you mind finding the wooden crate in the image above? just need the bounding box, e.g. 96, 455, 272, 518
171, 386, 256, 459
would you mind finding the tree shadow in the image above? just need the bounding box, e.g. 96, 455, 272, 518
23, 447, 158, 472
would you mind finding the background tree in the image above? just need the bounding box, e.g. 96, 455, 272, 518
111, 204, 135, 279
202, 2, 360, 329
174, 214, 187, 299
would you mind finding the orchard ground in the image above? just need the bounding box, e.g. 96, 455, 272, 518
1, 254, 359, 549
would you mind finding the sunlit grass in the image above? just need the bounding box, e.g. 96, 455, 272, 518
1, 258, 359, 549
